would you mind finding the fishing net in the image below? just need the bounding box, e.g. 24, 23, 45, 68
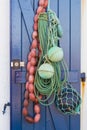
34, 9, 81, 114
55, 83, 81, 114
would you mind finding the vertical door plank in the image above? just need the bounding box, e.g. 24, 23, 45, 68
70, 0, 81, 130
59, 0, 70, 66
11, 0, 22, 130
50, 0, 58, 15
21, 16, 34, 130
59, 1, 70, 130
18, 0, 34, 42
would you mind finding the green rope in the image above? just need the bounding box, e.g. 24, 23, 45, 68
34, 11, 68, 106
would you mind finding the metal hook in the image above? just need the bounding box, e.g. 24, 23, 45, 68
2, 102, 11, 115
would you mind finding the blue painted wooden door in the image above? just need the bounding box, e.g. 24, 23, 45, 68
10, 0, 81, 130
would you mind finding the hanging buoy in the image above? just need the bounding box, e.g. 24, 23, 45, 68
22, 107, 28, 117
39, 0, 45, 6
34, 104, 40, 114
34, 14, 38, 22
38, 63, 54, 79
23, 99, 29, 107
33, 22, 38, 31
28, 84, 34, 93
58, 24, 63, 38
34, 114, 41, 123
31, 39, 38, 48
47, 46, 64, 62
37, 6, 43, 14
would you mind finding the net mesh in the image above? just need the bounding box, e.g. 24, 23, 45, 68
55, 83, 81, 114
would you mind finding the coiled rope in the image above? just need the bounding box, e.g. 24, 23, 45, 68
34, 11, 69, 106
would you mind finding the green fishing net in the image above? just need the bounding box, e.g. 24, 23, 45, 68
34, 9, 81, 114
55, 83, 81, 114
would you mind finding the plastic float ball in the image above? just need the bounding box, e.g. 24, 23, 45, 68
32, 31, 38, 39
44, 0, 48, 8
29, 93, 36, 102
29, 66, 36, 75
31, 39, 38, 48
39, 0, 45, 6
47, 46, 64, 62
33, 22, 38, 31
22, 107, 28, 116
34, 104, 40, 114
28, 75, 34, 83
38, 63, 54, 79
34, 114, 41, 123
28, 84, 34, 93
57, 24, 63, 38
23, 99, 29, 107
37, 6, 43, 14
34, 14, 38, 23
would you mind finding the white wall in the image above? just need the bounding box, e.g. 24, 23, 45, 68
0, 0, 10, 130
81, 0, 87, 130
0, 0, 86, 130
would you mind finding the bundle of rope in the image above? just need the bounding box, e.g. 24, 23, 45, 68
34, 11, 68, 106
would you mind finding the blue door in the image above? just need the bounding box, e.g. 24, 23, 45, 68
10, 0, 81, 130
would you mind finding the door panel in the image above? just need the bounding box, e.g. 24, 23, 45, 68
11, 0, 81, 130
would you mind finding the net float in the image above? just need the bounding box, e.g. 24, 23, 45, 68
29, 93, 36, 102
34, 104, 40, 114
39, 0, 45, 6
34, 114, 41, 123
28, 75, 34, 83
47, 46, 64, 62
22, 107, 28, 117
33, 22, 38, 31
37, 6, 43, 14
38, 63, 54, 79
28, 84, 34, 93
32, 31, 38, 39
29, 66, 35, 75
31, 39, 38, 48
23, 99, 29, 107
44, 0, 48, 8
31, 49, 37, 57
30, 57, 37, 66
34, 14, 38, 22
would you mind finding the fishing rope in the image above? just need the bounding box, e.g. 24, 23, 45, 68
34, 10, 69, 106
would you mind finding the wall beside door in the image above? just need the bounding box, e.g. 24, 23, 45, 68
81, 0, 87, 130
